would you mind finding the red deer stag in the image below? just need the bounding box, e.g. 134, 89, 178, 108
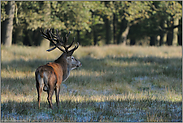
35, 28, 82, 109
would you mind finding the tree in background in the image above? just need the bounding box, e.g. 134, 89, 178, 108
52, 1, 104, 45
1, 1, 15, 47
127, 1, 182, 46
1, 1, 182, 47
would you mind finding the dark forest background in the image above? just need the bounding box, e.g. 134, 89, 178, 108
1, 1, 182, 47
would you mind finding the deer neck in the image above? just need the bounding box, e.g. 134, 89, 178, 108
62, 64, 73, 82
54, 54, 71, 82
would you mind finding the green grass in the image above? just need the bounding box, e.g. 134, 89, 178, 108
1, 45, 182, 122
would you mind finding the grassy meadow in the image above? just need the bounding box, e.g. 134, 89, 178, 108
1, 44, 182, 122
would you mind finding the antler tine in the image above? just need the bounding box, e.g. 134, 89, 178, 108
46, 29, 52, 39
68, 41, 79, 52
41, 28, 66, 53
49, 28, 56, 38
66, 41, 79, 56
66, 37, 75, 49
41, 28, 49, 40
45, 28, 62, 45
48, 29, 59, 43
49, 29, 67, 50
56, 29, 60, 40
46, 46, 57, 52
64, 31, 71, 45
65, 31, 71, 46
41, 28, 79, 54
55, 29, 63, 43
63, 32, 71, 52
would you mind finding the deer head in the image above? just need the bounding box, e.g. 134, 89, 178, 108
41, 28, 82, 69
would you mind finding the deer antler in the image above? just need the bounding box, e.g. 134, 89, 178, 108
41, 28, 79, 55
41, 28, 65, 53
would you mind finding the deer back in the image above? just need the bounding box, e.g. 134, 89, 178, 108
46, 62, 63, 86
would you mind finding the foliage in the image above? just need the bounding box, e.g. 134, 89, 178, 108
1, 1, 8, 21
128, 1, 182, 43
1, 1, 182, 46
124, 1, 152, 24
15, 1, 64, 30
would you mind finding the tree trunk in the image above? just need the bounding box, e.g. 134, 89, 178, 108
178, 33, 182, 45
172, 17, 179, 46
150, 36, 156, 46
159, 20, 167, 46
34, 29, 43, 46
92, 12, 98, 46
121, 25, 130, 45
105, 17, 111, 44
40, 1, 51, 48
117, 18, 128, 44
13, 25, 24, 45
93, 28, 97, 46
113, 13, 116, 44
166, 17, 174, 46
2, 1, 15, 47
178, 19, 182, 45
130, 38, 136, 45
167, 31, 173, 46
159, 33, 167, 46
27, 31, 34, 46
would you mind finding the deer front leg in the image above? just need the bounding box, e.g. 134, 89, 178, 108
55, 86, 60, 107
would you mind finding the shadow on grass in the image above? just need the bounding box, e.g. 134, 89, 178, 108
1, 99, 182, 122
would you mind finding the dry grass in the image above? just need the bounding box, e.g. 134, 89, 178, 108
1, 44, 182, 122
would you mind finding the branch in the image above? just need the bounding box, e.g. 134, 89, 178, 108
158, 24, 181, 32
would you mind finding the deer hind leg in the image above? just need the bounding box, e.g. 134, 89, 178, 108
43, 73, 49, 91
47, 85, 54, 109
36, 74, 44, 109
55, 86, 60, 107
47, 89, 54, 109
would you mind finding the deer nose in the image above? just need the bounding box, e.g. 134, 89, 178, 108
77, 62, 82, 67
